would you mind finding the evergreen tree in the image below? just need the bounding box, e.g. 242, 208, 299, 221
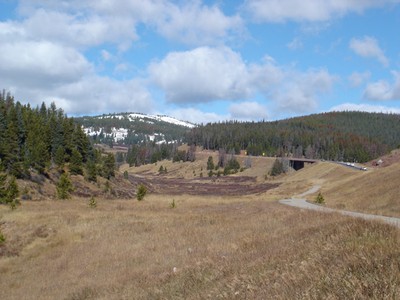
54, 146, 66, 168
0, 173, 7, 203
0, 174, 19, 205
56, 173, 73, 199
102, 153, 115, 179
270, 159, 284, 176
69, 149, 83, 175
6, 176, 19, 206
86, 160, 97, 182
207, 156, 215, 170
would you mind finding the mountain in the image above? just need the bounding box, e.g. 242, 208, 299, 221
76, 112, 195, 145
188, 111, 400, 163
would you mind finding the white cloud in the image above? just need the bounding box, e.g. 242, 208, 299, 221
229, 102, 268, 120
273, 69, 336, 113
17, 0, 243, 47
17, 77, 153, 116
331, 103, 400, 114
154, 2, 244, 46
150, 46, 336, 114
21, 9, 138, 50
363, 71, 400, 100
167, 108, 229, 125
348, 71, 371, 87
243, 0, 399, 22
0, 40, 92, 88
349, 36, 389, 67
149, 46, 252, 103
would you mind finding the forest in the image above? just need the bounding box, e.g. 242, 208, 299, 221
186, 111, 400, 163
0, 91, 116, 204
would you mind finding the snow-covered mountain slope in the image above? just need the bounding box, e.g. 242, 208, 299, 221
98, 113, 195, 128
77, 112, 195, 144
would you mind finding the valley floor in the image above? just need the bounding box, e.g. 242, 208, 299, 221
2, 154, 400, 299
1, 193, 400, 299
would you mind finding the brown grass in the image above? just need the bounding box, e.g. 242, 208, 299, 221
1, 195, 400, 299
2, 152, 400, 299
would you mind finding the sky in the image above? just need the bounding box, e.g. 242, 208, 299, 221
0, 0, 400, 124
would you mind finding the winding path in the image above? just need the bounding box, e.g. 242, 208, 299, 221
279, 185, 400, 228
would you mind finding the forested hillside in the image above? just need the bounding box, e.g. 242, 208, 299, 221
0, 91, 113, 181
76, 112, 194, 146
187, 112, 400, 162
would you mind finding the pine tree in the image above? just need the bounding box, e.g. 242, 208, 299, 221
54, 146, 66, 168
69, 149, 83, 175
86, 160, 97, 182
270, 159, 284, 176
56, 173, 73, 199
102, 153, 115, 179
6, 176, 19, 207
207, 156, 214, 170
0, 173, 7, 203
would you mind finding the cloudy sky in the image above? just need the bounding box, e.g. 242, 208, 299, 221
1, 0, 399, 123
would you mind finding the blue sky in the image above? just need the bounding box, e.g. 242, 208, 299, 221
1, 0, 399, 124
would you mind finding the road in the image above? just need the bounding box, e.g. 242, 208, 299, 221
279, 186, 400, 228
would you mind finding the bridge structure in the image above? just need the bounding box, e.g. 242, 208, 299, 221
287, 157, 318, 171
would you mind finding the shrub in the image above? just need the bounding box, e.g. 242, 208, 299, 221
136, 184, 147, 201
123, 170, 129, 179
315, 192, 325, 204
223, 157, 240, 175
170, 199, 176, 209
103, 181, 111, 193
0, 230, 5, 244
9, 199, 20, 210
89, 196, 97, 208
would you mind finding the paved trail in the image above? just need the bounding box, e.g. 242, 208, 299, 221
279, 186, 400, 228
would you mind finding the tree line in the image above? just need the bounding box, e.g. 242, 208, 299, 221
186, 111, 400, 163
0, 91, 115, 185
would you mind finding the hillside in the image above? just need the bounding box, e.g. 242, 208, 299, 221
188, 111, 400, 163
2, 152, 400, 299
76, 112, 195, 145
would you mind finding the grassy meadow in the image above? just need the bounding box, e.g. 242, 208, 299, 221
1, 153, 400, 299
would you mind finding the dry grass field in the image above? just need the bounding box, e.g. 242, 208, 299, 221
1, 195, 400, 299
1, 153, 400, 299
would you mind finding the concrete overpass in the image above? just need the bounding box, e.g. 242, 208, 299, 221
287, 157, 318, 171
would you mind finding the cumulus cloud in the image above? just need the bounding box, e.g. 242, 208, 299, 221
0, 40, 92, 88
243, 0, 399, 22
15, 77, 155, 116
52, 77, 154, 115
273, 69, 336, 113
149, 47, 252, 103
17, 0, 243, 47
149, 46, 336, 114
229, 102, 268, 120
363, 71, 400, 101
16, 8, 137, 50
154, 2, 244, 46
348, 71, 371, 87
349, 36, 389, 67
331, 103, 400, 114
